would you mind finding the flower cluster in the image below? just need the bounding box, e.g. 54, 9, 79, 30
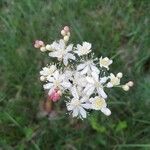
34, 26, 133, 119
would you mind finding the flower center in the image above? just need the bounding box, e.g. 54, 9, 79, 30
93, 98, 105, 109
95, 81, 102, 88
73, 99, 81, 107
54, 80, 60, 87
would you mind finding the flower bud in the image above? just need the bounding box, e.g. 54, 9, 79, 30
40, 76, 45, 81
117, 72, 123, 78
45, 44, 52, 51
127, 81, 134, 87
64, 35, 69, 42
64, 26, 70, 32
34, 40, 44, 48
67, 32, 70, 37
40, 46, 47, 52
122, 85, 130, 91
48, 89, 61, 102
61, 30, 66, 36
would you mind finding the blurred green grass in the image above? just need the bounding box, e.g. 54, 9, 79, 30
0, 0, 150, 149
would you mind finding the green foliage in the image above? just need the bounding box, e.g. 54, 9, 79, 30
0, 0, 150, 149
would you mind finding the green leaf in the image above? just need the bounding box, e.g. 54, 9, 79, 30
24, 127, 33, 141
115, 121, 127, 132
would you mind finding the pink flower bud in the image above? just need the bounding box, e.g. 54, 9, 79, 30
48, 89, 61, 102
64, 26, 70, 32
34, 40, 44, 48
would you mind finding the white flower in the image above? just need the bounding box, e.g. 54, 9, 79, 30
49, 40, 75, 66
63, 70, 87, 95
107, 73, 120, 88
66, 86, 91, 119
77, 60, 100, 75
43, 70, 71, 92
72, 71, 87, 87
99, 57, 113, 70
40, 65, 57, 80
84, 72, 108, 98
74, 42, 92, 56
89, 96, 111, 116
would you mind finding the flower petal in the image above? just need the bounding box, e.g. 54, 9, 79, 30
77, 63, 86, 71
101, 107, 111, 116
61, 81, 71, 89
71, 86, 79, 99
97, 87, 107, 99
49, 51, 60, 58
79, 107, 87, 118
91, 65, 100, 74
80, 66, 89, 75
107, 82, 113, 88
72, 108, 79, 117
91, 72, 99, 82
83, 84, 93, 93
66, 44, 73, 52
53, 70, 59, 80
43, 83, 53, 89
86, 77, 95, 84
86, 86, 95, 96
67, 53, 76, 60
81, 103, 91, 109
63, 57, 68, 66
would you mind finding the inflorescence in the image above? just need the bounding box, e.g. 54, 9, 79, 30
34, 26, 133, 119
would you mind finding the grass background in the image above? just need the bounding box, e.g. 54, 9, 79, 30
0, 0, 150, 149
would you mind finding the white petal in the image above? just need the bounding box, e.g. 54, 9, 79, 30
63, 57, 68, 66
100, 77, 108, 84
43, 83, 53, 89
86, 77, 95, 84
86, 86, 95, 96
80, 97, 88, 102
66, 104, 74, 111
76, 44, 82, 50
53, 70, 59, 80
80, 66, 89, 75
83, 84, 93, 93
89, 97, 94, 102
83, 42, 91, 49
109, 60, 113, 65
91, 65, 100, 74
66, 44, 73, 52
79, 107, 87, 118
59, 39, 65, 49
67, 53, 76, 60
107, 82, 113, 88
72, 108, 79, 117
97, 87, 107, 99
77, 63, 86, 71
61, 81, 71, 89
91, 72, 99, 82
47, 77, 55, 82
81, 103, 91, 109
101, 107, 111, 116
49, 51, 60, 58
71, 86, 79, 99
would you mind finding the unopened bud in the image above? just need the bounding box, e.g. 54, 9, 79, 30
67, 32, 70, 37
127, 81, 134, 87
45, 44, 52, 51
64, 35, 69, 42
122, 85, 130, 91
117, 72, 123, 78
61, 30, 66, 36
64, 26, 70, 32
40, 76, 45, 81
40, 46, 47, 52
